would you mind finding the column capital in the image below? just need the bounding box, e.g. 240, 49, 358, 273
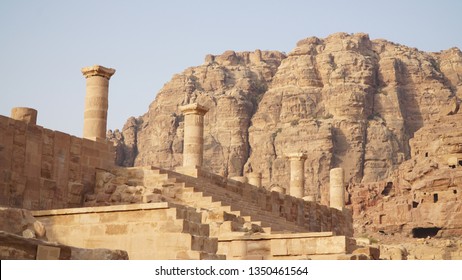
179, 103, 209, 116
286, 152, 307, 161
81, 65, 116, 80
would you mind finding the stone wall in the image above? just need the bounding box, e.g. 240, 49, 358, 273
218, 232, 354, 260
0, 114, 114, 210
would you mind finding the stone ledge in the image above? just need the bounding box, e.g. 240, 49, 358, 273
0, 231, 128, 260
218, 231, 334, 241
31, 202, 169, 217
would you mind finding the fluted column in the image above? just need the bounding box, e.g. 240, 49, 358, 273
330, 167, 345, 210
81, 65, 115, 140
11, 107, 37, 125
180, 103, 209, 167
287, 153, 307, 198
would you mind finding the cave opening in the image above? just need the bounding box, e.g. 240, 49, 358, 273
433, 193, 438, 203
411, 227, 441, 238
459, 160, 462, 167
381, 182, 393, 196
412, 201, 419, 208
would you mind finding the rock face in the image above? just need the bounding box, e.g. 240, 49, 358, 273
110, 33, 462, 205
349, 110, 462, 238
110, 49, 285, 179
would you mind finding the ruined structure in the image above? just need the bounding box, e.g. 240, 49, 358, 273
2, 33, 462, 260
0, 64, 361, 260
330, 168, 345, 211
11, 107, 37, 125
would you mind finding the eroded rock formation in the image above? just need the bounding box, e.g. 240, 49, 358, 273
110, 32, 462, 206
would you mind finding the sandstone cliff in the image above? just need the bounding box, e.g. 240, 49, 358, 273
110, 33, 462, 205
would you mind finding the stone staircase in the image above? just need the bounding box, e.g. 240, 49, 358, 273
163, 172, 309, 233
34, 201, 225, 260
84, 166, 356, 259
121, 167, 269, 238
165, 202, 225, 260
130, 166, 311, 235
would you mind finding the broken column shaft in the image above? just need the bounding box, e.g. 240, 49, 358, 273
11, 107, 37, 125
330, 167, 345, 210
247, 172, 262, 187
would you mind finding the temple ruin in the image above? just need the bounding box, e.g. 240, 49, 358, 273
0, 65, 377, 260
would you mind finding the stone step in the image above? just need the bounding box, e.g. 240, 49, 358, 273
189, 188, 304, 232
191, 235, 218, 254
152, 169, 306, 235
176, 250, 225, 260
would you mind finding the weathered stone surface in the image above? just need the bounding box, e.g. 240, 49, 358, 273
0, 116, 115, 210
349, 109, 462, 237
0, 207, 46, 240
109, 49, 286, 178
0, 231, 128, 260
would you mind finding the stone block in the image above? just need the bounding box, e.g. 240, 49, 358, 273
129, 223, 156, 234
84, 236, 119, 249
246, 239, 270, 256
68, 182, 84, 195
105, 224, 128, 235
316, 236, 347, 255
41, 178, 57, 190
287, 238, 304, 255
89, 224, 106, 236
70, 136, 82, 155
352, 246, 380, 260
271, 238, 288, 256
89, 156, 101, 167
69, 163, 82, 182
79, 213, 100, 224
36, 245, 61, 260
191, 235, 205, 251
11, 146, 25, 173
99, 212, 120, 223
229, 240, 247, 257
13, 131, 26, 147
41, 157, 53, 179
68, 194, 82, 205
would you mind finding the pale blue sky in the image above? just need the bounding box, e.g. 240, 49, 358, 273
1, 0, 461, 137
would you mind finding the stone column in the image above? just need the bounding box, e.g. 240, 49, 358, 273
330, 167, 345, 210
287, 153, 307, 198
11, 107, 37, 125
247, 172, 262, 187
179, 103, 209, 167
81, 65, 115, 140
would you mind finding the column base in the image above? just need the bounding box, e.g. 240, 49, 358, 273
83, 136, 108, 143
175, 166, 202, 177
